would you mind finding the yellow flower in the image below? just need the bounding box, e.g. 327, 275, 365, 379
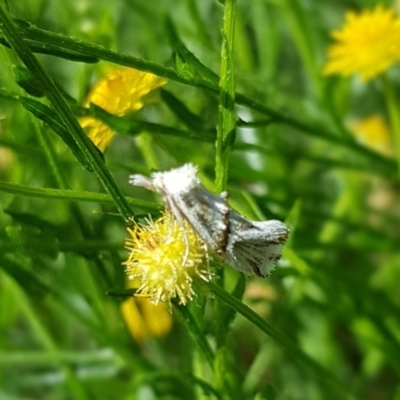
349, 115, 392, 155
323, 6, 400, 81
121, 281, 173, 342
124, 212, 212, 305
80, 67, 166, 151
79, 117, 115, 152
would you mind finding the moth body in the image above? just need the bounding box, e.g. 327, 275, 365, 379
130, 163, 289, 277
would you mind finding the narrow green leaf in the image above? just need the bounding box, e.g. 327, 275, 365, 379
220, 273, 246, 329
20, 96, 103, 172
0, 180, 158, 212
13, 65, 45, 97
0, 256, 49, 299
89, 103, 214, 142
160, 88, 211, 131
174, 304, 215, 368
4, 210, 61, 259
166, 17, 219, 84
0, 37, 99, 63
11, 17, 32, 30
172, 51, 198, 81
5, 209, 58, 232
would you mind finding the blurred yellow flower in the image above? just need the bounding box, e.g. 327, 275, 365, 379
80, 67, 166, 151
79, 117, 114, 152
121, 291, 173, 343
323, 6, 400, 81
349, 115, 392, 155
124, 212, 212, 305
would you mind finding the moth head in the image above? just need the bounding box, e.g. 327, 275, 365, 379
152, 163, 200, 194
129, 174, 155, 191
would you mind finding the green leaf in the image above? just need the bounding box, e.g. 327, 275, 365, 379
4, 209, 60, 259
174, 305, 215, 368
0, 37, 99, 64
20, 96, 103, 172
160, 88, 215, 133
5, 209, 58, 233
221, 273, 246, 329
0, 256, 49, 299
172, 51, 198, 81
89, 103, 214, 142
166, 17, 219, 84
284, 199, 301, 245
11, 17, 32, 30
13, 65, 45, 97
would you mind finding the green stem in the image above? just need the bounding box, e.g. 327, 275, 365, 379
0, 240, 123, 254
213, 1, 237, 398
382, 74, 400, 176
0, 180, 157, 210
0, 6, 134, 224
206, 281, 358, 400
174, 304, 215, 369
215, 0, 236, 192
0, 350, 120, 365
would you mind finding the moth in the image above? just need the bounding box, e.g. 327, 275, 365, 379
129, 163, 289, 277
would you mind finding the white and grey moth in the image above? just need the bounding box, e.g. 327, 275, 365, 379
129, 163, 289, 277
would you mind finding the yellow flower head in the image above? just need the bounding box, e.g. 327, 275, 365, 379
80, 67, 166, 151
124, 212, 212, 305
349, 115, 392, 155
323, 6, 400, 81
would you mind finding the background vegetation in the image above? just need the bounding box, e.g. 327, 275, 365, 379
0, 0, 399, 399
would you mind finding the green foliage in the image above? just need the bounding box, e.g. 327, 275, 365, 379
0, 1, 399, 400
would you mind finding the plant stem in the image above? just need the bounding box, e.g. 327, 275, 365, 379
174, 304, 214, 369
214, 1, 237, 398
0, 6, 134, 224
215, 0, 236, 192
0, 180, 157, 210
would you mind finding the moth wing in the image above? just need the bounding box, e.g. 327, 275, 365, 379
226, 218, 289, 277
176, 186, 229, 253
